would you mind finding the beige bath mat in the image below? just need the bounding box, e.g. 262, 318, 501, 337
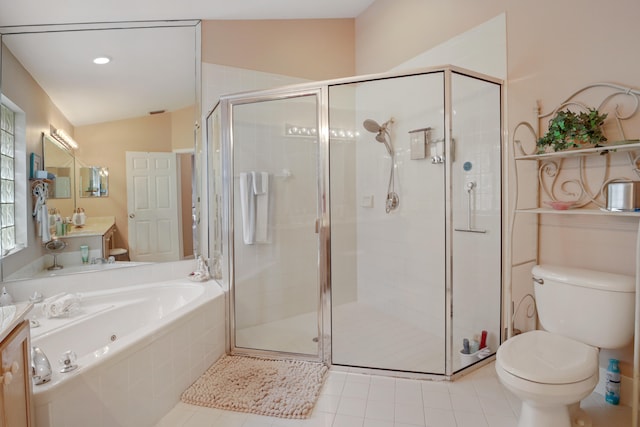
181, 354, 328, 419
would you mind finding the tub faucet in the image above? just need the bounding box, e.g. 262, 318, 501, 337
58, 350, 78, 373
31, 347, 52, 385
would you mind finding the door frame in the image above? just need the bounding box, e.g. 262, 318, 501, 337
221, 86, 330, 364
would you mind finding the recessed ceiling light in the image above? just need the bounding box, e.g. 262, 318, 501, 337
93, 56, 111, 65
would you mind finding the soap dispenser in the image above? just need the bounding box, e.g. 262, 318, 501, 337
0, 287, 13, 306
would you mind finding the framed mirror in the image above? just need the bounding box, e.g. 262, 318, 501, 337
42, 134, 75, 201
0, 20, 202, 282
79, 166, 108, 198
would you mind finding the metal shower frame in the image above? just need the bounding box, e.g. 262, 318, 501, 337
212, 65, 505, 380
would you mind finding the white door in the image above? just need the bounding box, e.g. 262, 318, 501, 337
126, 151, 183, 262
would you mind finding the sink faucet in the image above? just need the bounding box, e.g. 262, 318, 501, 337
91, 257, 116, 264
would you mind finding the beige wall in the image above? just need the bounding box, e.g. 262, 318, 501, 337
171, 105, 196, 150
202, 19, 356, 80
355, 0, 640, 377
356, 0, 504, 74
1, 43, 73, 277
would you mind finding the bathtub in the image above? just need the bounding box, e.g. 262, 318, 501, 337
30, 279, 226, 427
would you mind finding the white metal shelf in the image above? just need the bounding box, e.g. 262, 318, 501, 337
515, 140, 640, 160
515, 207, 640, 216
510, 83, 640, 426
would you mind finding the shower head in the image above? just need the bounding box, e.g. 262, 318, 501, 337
363, 119, 383, 134
363, 118, 394, 156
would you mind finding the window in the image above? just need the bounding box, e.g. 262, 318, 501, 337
1, 103, 16, 255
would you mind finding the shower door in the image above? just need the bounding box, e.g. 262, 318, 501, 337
227, 89, 327, 360
329, 72, 448, 374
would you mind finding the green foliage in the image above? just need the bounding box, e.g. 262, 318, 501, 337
537, 108, 608, 153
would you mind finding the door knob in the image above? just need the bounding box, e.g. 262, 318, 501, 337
2, 361, 19, 385
129, 213, 135, 219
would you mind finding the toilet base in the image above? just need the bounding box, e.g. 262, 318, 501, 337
570, 405, 592, 427
518, 401, 571, 427
515, 401, 592, 427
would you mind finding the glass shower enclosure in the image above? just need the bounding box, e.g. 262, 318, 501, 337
208, 66, 503, 377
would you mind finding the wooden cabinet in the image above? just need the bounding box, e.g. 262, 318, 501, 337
59, 216, 117, 259
0, 320, 33, 427
102, 224, 116, 258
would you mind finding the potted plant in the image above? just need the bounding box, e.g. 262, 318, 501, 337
537, 107, 608, 153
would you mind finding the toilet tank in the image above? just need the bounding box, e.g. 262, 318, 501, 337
533, 264, 635, 349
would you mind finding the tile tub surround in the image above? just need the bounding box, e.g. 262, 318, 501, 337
1, 259, 224, 427
157, 362, 632, 427
2, 259, 196, 302
32, 279, 226, 427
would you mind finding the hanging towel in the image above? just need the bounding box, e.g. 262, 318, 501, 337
239, 172, 256, 244
40, 204, 51, 243
252, 171, 269, 243
239, 171, 270, 245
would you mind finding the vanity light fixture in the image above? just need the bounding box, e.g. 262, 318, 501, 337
93, 56, 111, 65
49, 125, 79, 151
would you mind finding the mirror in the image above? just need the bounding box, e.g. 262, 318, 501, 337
79, 166, 108, 198
0, 20, 202, 282
42, 134, 75, 201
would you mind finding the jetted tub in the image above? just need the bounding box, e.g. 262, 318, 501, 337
30, 279, 226, 427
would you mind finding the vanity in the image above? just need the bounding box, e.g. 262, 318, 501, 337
59, 216, 117, 260
0, 303, 34, 427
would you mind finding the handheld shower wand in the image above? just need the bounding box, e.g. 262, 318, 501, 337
363, 118, 399, 213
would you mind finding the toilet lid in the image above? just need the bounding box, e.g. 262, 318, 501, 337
497, 330, 598, 384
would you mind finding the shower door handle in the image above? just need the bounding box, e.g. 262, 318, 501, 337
315, 219, 320, 234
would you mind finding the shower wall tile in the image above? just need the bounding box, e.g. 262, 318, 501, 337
450, 74, 502, 366
353, 73, 447, 341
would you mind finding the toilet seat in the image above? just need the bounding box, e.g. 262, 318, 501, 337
498, 330, 598, 384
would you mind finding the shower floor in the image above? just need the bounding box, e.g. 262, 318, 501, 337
235, 301, 446, 373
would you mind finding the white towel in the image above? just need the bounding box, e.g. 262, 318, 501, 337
252, 171, 269, 243
239, 172, 256, 244
40, 204, 51, 243
41, 293, 81, 318
239, 171, 270, 245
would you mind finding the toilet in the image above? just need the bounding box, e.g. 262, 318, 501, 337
496, 264, 635, 427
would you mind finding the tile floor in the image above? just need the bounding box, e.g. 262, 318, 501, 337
155, 362, 632, 427
236, 303, 446, 373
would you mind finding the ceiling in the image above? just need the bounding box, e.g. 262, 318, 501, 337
0, 0, 375, 127
0, 0, 376, 26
